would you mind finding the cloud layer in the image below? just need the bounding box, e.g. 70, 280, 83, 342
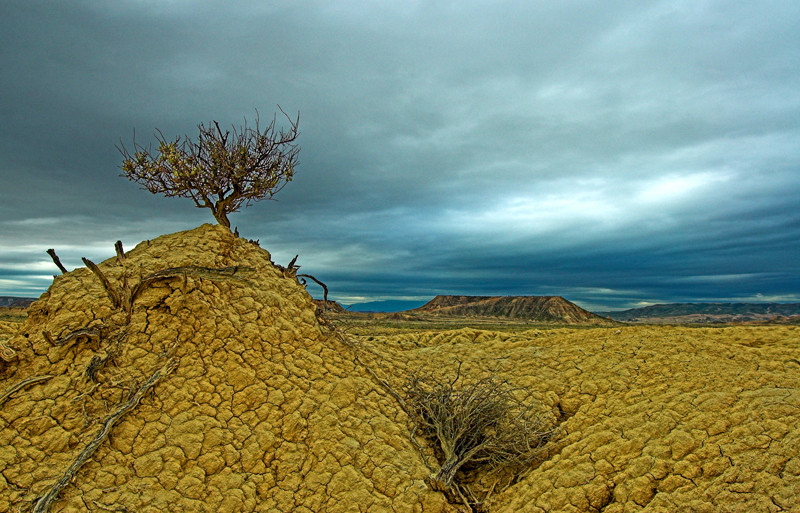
1, 0, 799, 309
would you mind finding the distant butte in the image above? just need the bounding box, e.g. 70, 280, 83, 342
409, 295, 614, 324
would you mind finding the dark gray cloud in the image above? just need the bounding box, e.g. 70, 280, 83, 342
1, 0, 798, 309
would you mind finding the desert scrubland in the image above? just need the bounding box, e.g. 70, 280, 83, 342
1, 224, 798, 512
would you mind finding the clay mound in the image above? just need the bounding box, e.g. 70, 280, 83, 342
360, 326, 800, 512
0, 224, 445, 513
412, 295, 613, 324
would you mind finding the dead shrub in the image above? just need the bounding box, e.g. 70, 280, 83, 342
403, 363, 553, 494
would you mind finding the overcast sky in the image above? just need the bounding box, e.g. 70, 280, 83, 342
1, 0, 799, 310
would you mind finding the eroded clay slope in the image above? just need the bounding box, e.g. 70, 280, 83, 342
0, 321, 20, 361
0, 225, 446, 513
359, 326, 800, 512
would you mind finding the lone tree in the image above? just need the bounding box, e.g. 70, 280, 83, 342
119, 109, 299, 230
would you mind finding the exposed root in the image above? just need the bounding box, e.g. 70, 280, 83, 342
82, 251, 251, 318
129, 265, 249, 307
328, 324, 435, 472
114, 241, 125, 263
0, 341, 16, 362
275, 254, 330, 304
0, 375, 54, 406
32, 358, 178, 513
84, 356, 104, 382
47, 327, 103, 348
82, 258, 121, 309
297, 274, 329, 303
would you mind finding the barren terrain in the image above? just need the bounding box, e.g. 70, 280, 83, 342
0, 306, 28, 324
1, 225, 798, 512
349, 324, 800, 512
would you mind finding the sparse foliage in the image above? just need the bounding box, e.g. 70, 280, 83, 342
118, 109, 299, 229
404, 363, 552, 493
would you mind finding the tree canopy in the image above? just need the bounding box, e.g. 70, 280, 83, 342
119, 110, 299, 229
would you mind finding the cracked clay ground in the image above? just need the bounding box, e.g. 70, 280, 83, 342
1, 224, 798, 512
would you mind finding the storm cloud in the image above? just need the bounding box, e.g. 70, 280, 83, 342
1, 0, 799, 310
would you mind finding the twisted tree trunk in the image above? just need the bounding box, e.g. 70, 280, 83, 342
213, 206, 231, 230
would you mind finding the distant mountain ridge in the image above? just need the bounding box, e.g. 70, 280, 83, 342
604, 302, 800, 323
411, 295, 614, 324
0, 296, 35, 308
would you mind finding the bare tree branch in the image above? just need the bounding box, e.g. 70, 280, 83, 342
82, 258, 121, 309
46, 249, 68, 274
298, 273, 329, 303
114, 240, 125, 263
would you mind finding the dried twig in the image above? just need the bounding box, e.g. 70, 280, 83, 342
82, 258, 121, 309
298, 273, 329, 303
33, 358, 178, 513
129, 265, 247, 306
0, 375, 54, 406
46, 249, 68, 274
49, 327, 103, 347
273, 254, 329, 303
114, 241, 125, 263
277, 255, 300, 278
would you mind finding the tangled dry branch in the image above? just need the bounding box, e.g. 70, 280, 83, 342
79, 257, 250, 320
276, 255, 329, 304
403, 363, 553, 493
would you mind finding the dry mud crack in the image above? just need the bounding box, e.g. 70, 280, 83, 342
0, 224, 798, 512
362, 327, 800, 512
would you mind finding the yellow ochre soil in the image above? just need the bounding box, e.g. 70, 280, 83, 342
358, 327, 800, 512
1, 224, 798, 512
